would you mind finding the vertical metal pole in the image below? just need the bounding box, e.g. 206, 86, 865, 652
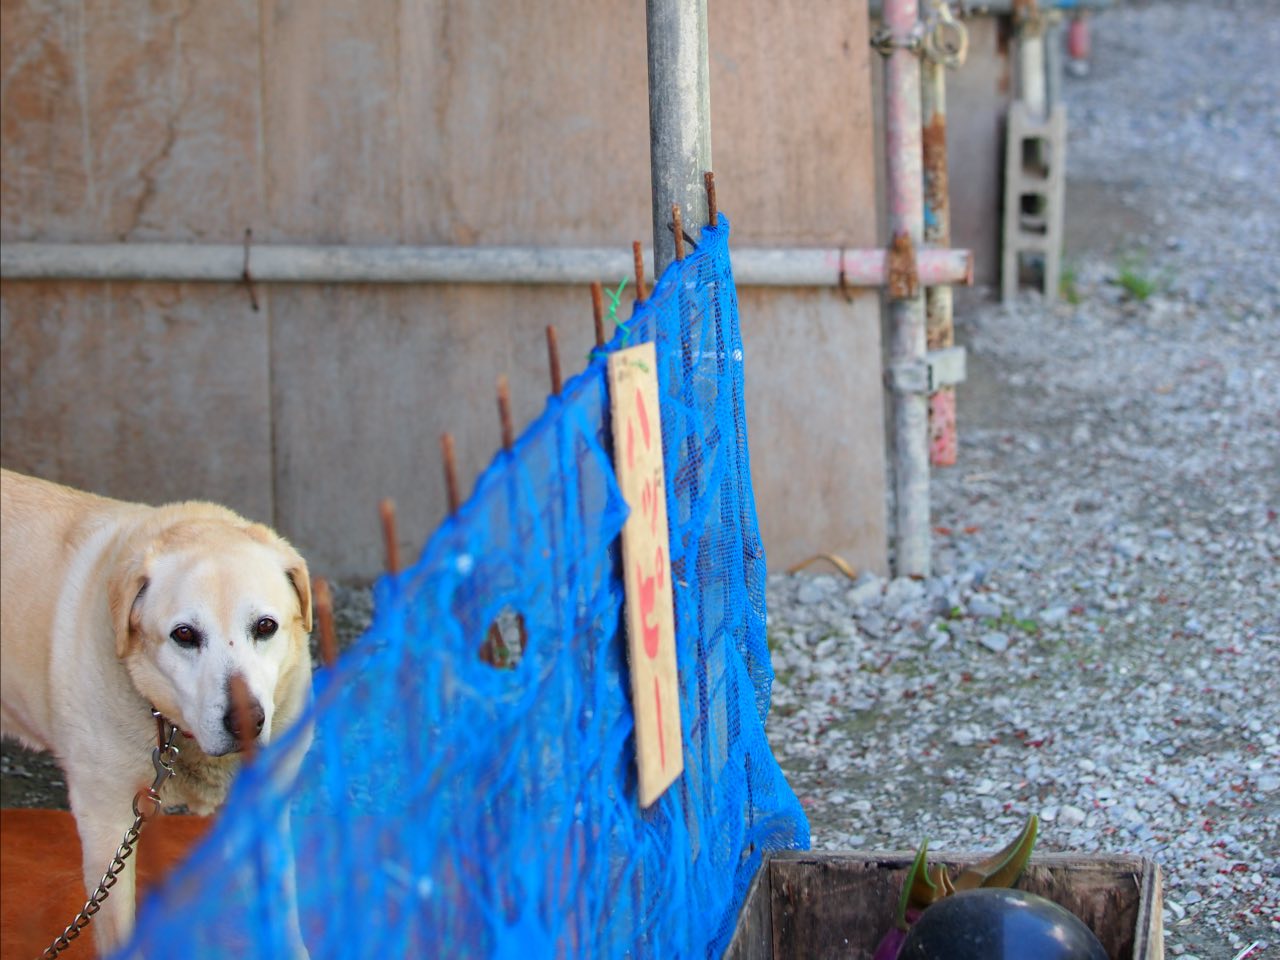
885, 0, 931, 577
922, 58, 957, 468
1044, 14, 1064, 113
645, 0, 712, 276
1018, 11, 1048, 119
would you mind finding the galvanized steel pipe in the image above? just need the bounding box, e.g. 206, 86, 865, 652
645, 0, 712, 275
0, 242, 973, 289
884, 0, 932, 577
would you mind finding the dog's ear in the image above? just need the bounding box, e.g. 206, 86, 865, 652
285, 552, 313, 634
108, 553, 150, 658
245, 524, 313, 633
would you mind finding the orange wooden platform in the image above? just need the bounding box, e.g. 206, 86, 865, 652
0, 808, 210, 960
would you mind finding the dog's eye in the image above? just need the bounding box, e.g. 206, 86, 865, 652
170, 624, 200, 648
254, 617, 278, 640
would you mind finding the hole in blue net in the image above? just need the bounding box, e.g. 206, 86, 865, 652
479, 606, 527, 668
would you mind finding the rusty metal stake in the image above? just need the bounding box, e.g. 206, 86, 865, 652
632, 242, 647, 300
883, 0, 931, 578
704, 171, 718, 226
378, 498, 400, 576
440, 433, 461, 515
313, 577, 337, 669
672, 204, 685, 261
591, 282, 606, 347
546, 325, 563, 395
923, 54, 958, 468
497, 375, 514, 452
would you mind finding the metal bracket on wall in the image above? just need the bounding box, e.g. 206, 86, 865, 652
886, 346, 968, 395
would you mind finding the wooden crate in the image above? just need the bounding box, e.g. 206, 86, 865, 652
726, 851, 1163, 960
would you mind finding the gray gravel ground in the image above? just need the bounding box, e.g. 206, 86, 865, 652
766, 2, 1279, 958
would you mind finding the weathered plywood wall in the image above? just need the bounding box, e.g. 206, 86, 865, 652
1, 0, 887, 579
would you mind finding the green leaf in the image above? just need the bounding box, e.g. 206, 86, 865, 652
953, 813, 1039, 891
895, 840, 930, 930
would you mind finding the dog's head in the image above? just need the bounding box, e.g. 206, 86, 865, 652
108, 514, 313, 757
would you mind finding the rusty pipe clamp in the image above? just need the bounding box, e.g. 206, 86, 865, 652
922, 0, 969, 68
871, 1, 968, 66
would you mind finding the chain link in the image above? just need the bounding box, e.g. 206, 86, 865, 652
39, 715, 179, 959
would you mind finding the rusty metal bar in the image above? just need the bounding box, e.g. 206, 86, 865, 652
884, 0, 931, 578
545, 325, 563, 395
922, 56, 958, 468
313, 577, 338, 669
645, 0, 712, 275
632, 242, 648, 299
591, 282, 606, 347
496, 375, 514, 452
440, 433, 461, 516
378, 498, 400, 576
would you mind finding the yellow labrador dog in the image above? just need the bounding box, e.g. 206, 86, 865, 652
0, 468, 313, 955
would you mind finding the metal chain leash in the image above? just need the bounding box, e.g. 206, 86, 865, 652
39, 713, 179, 959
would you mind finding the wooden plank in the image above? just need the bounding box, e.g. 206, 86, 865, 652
723, 857, 774, 960
607, 342, 683, 807
764, 851, 1162, 960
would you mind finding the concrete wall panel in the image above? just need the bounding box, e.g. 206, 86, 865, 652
397, 2, 653, 247
0, 280, 272, 519
267, 284, 603, 577
710, 0, 879, 248
1, 0, 263, 242
2, 0, 890, 579
741, 289, 887, 575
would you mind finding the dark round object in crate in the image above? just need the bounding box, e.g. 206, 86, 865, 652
898, 888, 1108, 960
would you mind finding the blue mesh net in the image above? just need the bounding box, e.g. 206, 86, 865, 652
117, 214, 809, 959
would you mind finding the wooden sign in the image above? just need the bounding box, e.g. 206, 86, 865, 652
607, 342, 684, 807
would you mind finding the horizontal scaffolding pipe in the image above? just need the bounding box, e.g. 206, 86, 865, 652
867, 0, 1110, 14
0, 242, 972, 289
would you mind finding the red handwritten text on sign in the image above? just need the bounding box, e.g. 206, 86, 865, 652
608, 342, 683, 807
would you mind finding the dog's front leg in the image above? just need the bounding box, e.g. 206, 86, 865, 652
68, 780, 140, 956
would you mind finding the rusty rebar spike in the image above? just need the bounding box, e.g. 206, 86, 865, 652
497, 375, 514, 451
704, 171, 718, 226
228, 674, 258, 761
546, 325, 563, 395
633, 241, 646, 300
378, 497, 400, 575
440, 433, 461, 515
672, 204, 685, 261
313, 577, 337, 669
591, 282, 605, 347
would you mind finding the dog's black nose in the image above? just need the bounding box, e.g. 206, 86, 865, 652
223, 680, 265, 744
